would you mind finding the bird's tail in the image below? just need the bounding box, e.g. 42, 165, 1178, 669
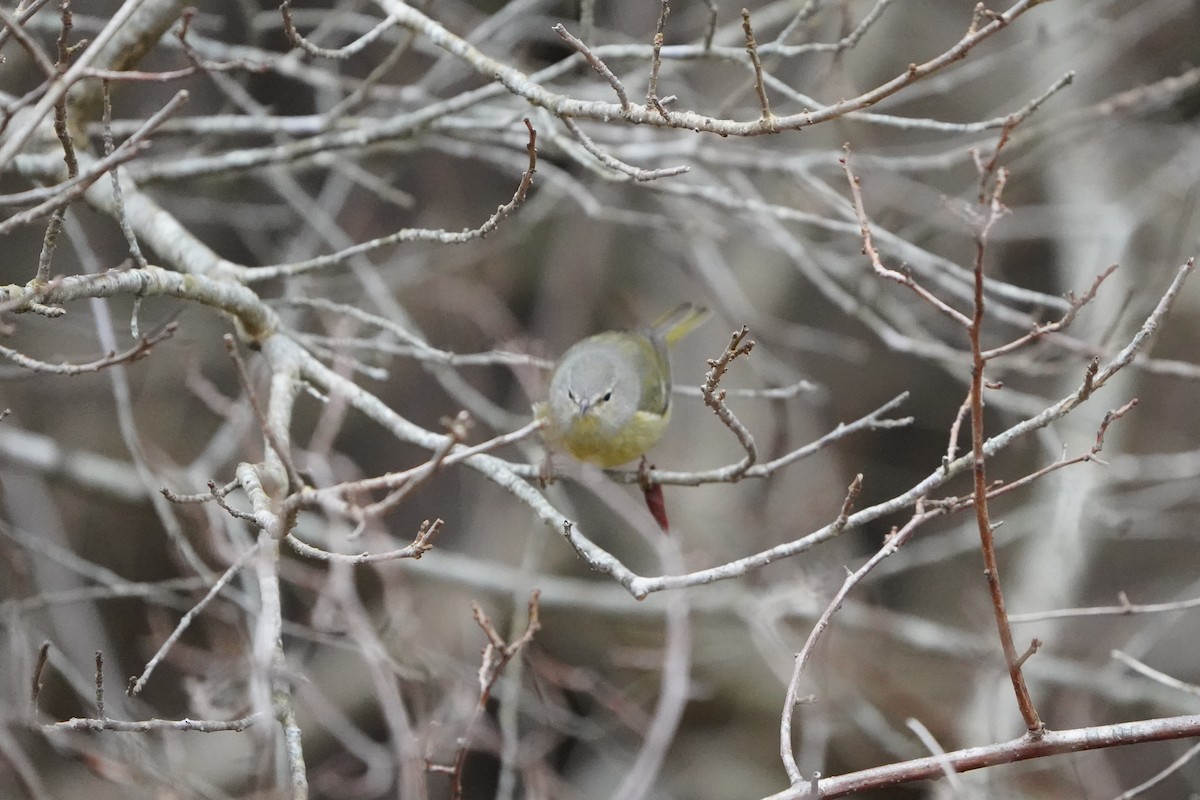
651, 303, 710, 347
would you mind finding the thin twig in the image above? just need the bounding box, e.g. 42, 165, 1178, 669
161, 479, 239, 505
944, 392, 973, 467
842, 146, 972, 328
699, 326, 757, 480
31, 642, 50, 707
288, 518, 444, 564
631, 393, 910, 487
1110, 739, 1200, 800
437, 591, 541, 800
982, 265, 1118, 360
0, 321, 177, 374
280, 0, 400, 59
236, 119, 538, 282
646, 0, 672, 120
553, 24, 630, 112
127, 541, 264, 697
742, 9, 774, 129
102, 79, 148, 269
561, 116, 689, 181
358, 415, 468, 523
209, 480, 257, 522
780, 502, 938, 782
44, 714, 264, 732
286, 419, 541, 519
1010, 591, 1200, 624
935, 399, 1138, 510
1111, 650, 1200, 697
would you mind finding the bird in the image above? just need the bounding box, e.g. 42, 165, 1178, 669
536, 304, 709, 467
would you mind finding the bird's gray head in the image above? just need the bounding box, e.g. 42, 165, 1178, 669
547, 342, 640, 435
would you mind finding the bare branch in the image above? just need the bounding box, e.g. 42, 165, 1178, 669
766, 715, 1200, 799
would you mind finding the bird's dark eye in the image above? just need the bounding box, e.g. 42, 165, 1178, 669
602, 390, 612, 402
567, 389, 577, 403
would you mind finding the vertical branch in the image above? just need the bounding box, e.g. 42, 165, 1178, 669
30, 642, 51, 710
438, 592, 541, 800
256, 536, 309, 799
94, 651, 105, 718
780, 476, 867, 783
225, 335, 303, 496
969, 166, 1044, 737
102, 80, 149, 271
701, 0, 717, 50
579, 0, 596, 45
35, 0, 79, 283
646, 0, 671, 118
741, 9, 774, 128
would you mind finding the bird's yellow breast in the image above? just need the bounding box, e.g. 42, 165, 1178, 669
557, 408, 671, 467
